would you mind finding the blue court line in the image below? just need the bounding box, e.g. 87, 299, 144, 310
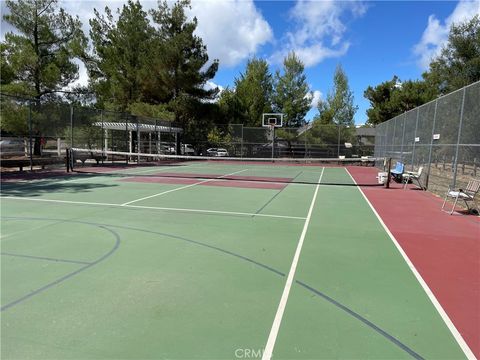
1, 252, 92, 265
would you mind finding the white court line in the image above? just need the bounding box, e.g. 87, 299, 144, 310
120, 168, 250, 206
262, 167, 325, 360
344, 169, 476, 360
0, 196, 306, 221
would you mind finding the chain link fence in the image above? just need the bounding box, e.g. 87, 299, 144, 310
0, 93, 182, 169
194, 123, 375, 159
1, 92, 376, 171
374, 81, 480, 195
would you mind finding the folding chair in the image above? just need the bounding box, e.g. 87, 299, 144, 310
390, 162, 404, 183
442, 179, 480, 215
402, 167, 424, 190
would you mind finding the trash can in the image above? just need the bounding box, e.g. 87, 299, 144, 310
377, 172, 388, 184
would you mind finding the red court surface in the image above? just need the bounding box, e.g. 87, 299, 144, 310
142, 172, 294, 183
348, 166, 480, 358
120, 172, 290, 190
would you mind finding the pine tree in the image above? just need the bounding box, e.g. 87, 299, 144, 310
89, 0, 153, 110
234, 58, 273, 126
311, 64, 357, 149
1, 0, 86, 100
149, 0, 219, 125
273, 52, 311, 128
316, 64, 357, 126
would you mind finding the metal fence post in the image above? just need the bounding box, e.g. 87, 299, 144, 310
400, 112, 407, 163
136, 116, 140, 163
101, 110, 104, 165
125, 113, 129, 164
70, 105, 74, 149
425, 98, 439, 190
241, 124, 244, 158
391, 118, 397, 160
154, 120, 158, 154
337, 125, 341, 157
160, 121, 164, 154
410, 108, 420, 171
384, 120, 390, 159
452, 87, 466, 189
29, 100, 33, 171
304, 126, 307, 158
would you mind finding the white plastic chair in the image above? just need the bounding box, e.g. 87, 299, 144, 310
402, 167, 424, 190
442, 179, 480, 215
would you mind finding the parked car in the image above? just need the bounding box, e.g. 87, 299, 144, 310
216, 148, 229, 157
181, 144, 195, 155
206, 148, 218, 156
206, 148, 229, 157
0, 138, 25, 157
160, 144, 175, 154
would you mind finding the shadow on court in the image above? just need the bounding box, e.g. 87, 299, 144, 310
0, 182, 119, 197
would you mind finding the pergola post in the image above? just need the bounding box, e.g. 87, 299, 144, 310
104, 129, 108, 153
129, 130, 132, 153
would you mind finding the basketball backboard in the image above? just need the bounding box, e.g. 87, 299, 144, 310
262, 113, 283, 128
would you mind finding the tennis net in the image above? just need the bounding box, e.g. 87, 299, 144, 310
67, 148, 386, 187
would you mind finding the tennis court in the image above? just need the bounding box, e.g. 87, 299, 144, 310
0, 158, 471, 359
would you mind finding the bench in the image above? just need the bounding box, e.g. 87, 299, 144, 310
0, 157, 64, 171
72, 150, 106, 165
360, 156, 375, 166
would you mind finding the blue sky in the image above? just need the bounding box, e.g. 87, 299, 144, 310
1, 0, 479, 124
206, 0, 479, 124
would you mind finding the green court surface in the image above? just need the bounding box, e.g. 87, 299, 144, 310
0, 163, 466, 359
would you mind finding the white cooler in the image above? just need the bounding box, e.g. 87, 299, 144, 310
377, 172, 388, 184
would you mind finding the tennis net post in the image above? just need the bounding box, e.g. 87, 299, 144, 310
385, 157, 392, 188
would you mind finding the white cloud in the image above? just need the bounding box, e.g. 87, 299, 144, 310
60, 0, 132, 37
202, 81, 225, 103
188, 0, 273, 67
205, 80, 224, 94
308, 90, 322, 109
61, 0, 273, 68
413, 0, 480, 69
270, 0, 366, 67
279, 42, 350, 68
65, 59, 89, 89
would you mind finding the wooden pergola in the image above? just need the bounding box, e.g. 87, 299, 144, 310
93, 121, 183, 154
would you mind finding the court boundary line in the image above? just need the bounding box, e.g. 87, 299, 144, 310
120, 168, 250, 206
0, 196, 306, 220
345, 168, 475, 360
262, 167, 325, 360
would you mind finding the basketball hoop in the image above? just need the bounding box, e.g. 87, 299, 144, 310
262, 113, 284, 128
261, 113, 283, 160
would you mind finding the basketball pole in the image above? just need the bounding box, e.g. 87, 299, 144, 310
271, 125, 275, 161
262, 113, 283, 161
